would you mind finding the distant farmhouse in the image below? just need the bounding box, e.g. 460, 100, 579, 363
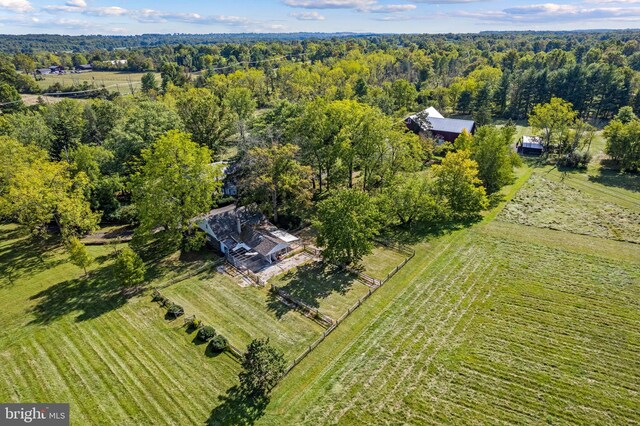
405, 106, 476, 143
36, 65, 65, 75
197, 205, 299, 272
76, 64, 93, 71
517, 136, 544, 156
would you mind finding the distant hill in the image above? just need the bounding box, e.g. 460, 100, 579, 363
0, 33, 374, 53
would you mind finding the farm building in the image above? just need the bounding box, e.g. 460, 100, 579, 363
76, 64, 93, 71
49, 65, 64, 73
197, 205, 299, 272
517, 136, 544, 155
405, 107, 476, 143
35, 68, 51, 75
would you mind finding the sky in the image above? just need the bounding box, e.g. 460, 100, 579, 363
0, 0, 638, 35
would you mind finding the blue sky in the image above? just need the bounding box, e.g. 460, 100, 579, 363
0, 0, 638, 35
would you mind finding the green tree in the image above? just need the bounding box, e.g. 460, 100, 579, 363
604, 110, 640, 172
237, 143, 312, 224
114, 246, 146, 287
378, 174, 442, 227
82, 99, 124, 145
132, 131, 221, 251
0, 82, 22, 113
67, 237, 92, 275
470, 126, 520, 194
44, 99, 86, 161
238, 338, 287, 398
160, 62, 189, 90
141, 72, 159, 94
105, 100, 182, 174
0, 110, 52, 151
0, 137, 100, 238
225, 87, 256, 143
529, 97, 577, 152
314, 189, 380, 266
432, 150, 488, 219
173, 88, 235, 156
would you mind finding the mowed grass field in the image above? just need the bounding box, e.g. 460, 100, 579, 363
260, 166, 640, 425
161, 273, 324, 359
0, 226, 239, 425
36, 71, 159, 94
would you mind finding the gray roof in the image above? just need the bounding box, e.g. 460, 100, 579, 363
521, 135, 544, 150
422, 117, 475, 134
202, 205, 263, 243
241, 228, 286, 257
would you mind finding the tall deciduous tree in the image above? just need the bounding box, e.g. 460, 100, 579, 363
0, 137, 100, 238
173, 88, 235, 156
432, 150, 488, 219
470, 126, 520, 194
225, 87, 256, 143
105, 100, 182, 174
528, 97, 577, 151
604, 108, 640, 172
239, 338, 287, 398
237, 143, 312, 224
132, 131, 221, 251
114, 246, 146, 287
67, 237, 92, 276
314, 189, 380, 266
44, 99, 86, 161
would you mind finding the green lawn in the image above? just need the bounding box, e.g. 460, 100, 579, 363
161, 272, 324, 359
269, 263, 371, 320
261, 221, 640, 425
359, 245, 411, 281
258, 164, 640, 425
499, 172, 640, 243
0, 225, 239, 425
37, 71, 159, 94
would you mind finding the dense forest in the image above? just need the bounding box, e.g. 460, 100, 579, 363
1, 30, 639, 263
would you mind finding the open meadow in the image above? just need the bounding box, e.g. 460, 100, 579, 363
1, 159, 639, 425
260, 165, 640, 425
36, 71, 159, 94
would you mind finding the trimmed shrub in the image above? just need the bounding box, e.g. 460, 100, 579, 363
166, 303, 184, 318
209, 335, 228, 352
197, 325, 216, 342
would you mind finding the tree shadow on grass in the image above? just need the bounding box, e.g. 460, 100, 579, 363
384, 216, 481, 246
207, 386, 268, 426
0, 231, 65, 288
28, 262, 128, 324
588, 165, 640, 193
267, 263, 356, 319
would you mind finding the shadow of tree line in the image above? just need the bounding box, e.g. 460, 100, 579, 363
266, 263, 357, 319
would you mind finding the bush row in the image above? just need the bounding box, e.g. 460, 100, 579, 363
151, 289, 184, 318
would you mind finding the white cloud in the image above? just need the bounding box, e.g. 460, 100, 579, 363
283, 0, 375, 9
0, 0, 34, 13
458, 3, 640, 23
290, 10, 326, 19
367, 4, 416, 12
65, 0, 86, 7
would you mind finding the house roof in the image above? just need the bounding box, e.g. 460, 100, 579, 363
201, 205, 263, 243
521, 135, 544, 150
427, 117, 475, 135
407, 107, 475, 135
241, 228, 287, 257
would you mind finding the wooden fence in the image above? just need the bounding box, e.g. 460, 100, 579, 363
285, 242, 415, 374
271, 285, 334, 328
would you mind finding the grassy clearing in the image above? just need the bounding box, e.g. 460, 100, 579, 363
261, 225, 640, 425
36, 71, 159, 94
269, 263, 371, 320
161, 272, 324, 359
0, 225, 239, 425
499, 173, 640, 243
359, 245, 409, 281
